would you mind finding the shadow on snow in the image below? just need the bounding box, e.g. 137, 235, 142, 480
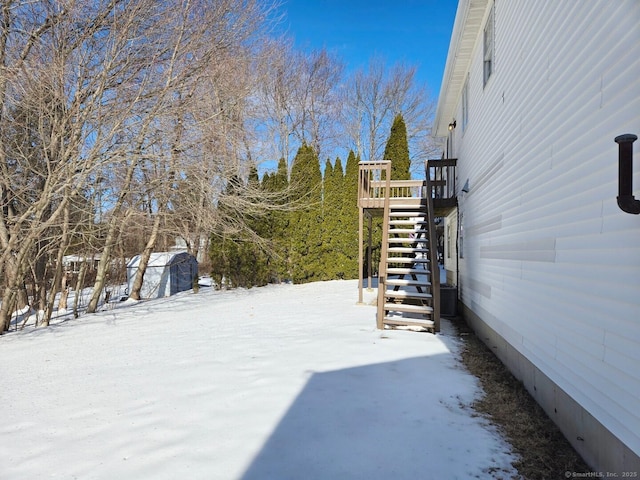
241, 355, 457, 480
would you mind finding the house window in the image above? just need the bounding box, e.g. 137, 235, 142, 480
483, 4, 494, 87
461, 75, 469, 131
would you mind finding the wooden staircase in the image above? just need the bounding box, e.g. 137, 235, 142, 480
378, 200, 435, 330
358, 160, 456, 334
377, 194, 439, 332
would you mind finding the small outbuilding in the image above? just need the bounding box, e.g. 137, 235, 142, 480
126, 252, 198, 299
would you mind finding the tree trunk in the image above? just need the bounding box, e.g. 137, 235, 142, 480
86, 239, 115, 314
73, 262, 88, 319
0, 286, 16, 332
129, 213, 161, 300
42, 205, 70, 326
58, 273, 69, 311
86, 161, 138, 314
0, 241, 32, 331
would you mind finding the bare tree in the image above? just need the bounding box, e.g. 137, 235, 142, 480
124, 0, 283, 300
340, 57, 437, 172
0, 0, 174, 324
0, 0, 282, 328
251, 42, 344, 163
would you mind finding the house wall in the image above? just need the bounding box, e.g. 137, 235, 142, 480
443, 209, 458, 285
450, 0, 640, 471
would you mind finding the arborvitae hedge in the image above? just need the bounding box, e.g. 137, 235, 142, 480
321, 157, 349, 279
210, 128, 413, 287
341, 151, 360, 279
384, 114, 411, 180
209, 175, 242, 288
209, 168, 270, 288
261, 158, 290, 282
288, 144, 323, 284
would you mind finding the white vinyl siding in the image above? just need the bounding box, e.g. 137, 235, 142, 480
444, 209, 458, 285
455, 0, 640, 458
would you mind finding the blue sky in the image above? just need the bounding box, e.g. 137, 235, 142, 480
278, 0, 459, 99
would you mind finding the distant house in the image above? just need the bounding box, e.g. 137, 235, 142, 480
126, 252, 198, 299
434, 0, 639, 472
62, 254, 101, 274
171, 236, 209, 263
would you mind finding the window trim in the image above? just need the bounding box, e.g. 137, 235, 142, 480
483, 3, 495, 87
461, 75, 469, 132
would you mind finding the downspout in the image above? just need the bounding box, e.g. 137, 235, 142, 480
614, 134, 640, 215
456, 209, 460, 295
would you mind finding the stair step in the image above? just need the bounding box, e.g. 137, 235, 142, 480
389, 219, 427, 225
389, 224, 427, 229
386, 267, 430, 275
387, 237, 427, 244
386, 278, 431, 287
384, 303, 434, 314
384, 290, 433, 300
389, 212, 425, 217
386, 257, 429, 264
389, 207, 427, 218
388, 228, 428, 235
387, 247, 428, 254
382, 317, 436, 329
389, 204, 426, 210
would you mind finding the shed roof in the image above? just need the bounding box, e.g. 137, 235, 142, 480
126, 251, 190, 269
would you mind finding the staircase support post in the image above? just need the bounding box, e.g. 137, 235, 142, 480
358, 206, 364, 304
376, 162, 392, 328
367, 213, 373, 291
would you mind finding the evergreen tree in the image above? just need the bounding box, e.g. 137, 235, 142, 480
384, 114, 411, 180
261, 171, 271, 189
341, 150, 360, 279
261, 158, 290, 282
288, 144, 323, 283
320, 159, 334, 280
322, 157, 348, 279
209, 175, 243, 289
209, 166, 270, 289
240, 164, 270, 286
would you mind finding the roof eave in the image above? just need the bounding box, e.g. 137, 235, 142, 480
434, 0, 490, 138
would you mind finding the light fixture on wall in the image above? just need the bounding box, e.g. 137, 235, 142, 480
448, 120, 457, 131
615, 134, 640, 214
462, 179, 470, 193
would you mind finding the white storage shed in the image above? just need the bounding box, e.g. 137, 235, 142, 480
126, 252, 198, 299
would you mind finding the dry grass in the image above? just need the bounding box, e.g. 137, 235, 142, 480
448, 315, 591, 479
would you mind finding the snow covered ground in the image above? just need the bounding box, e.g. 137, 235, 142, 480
0, 280, 519, 479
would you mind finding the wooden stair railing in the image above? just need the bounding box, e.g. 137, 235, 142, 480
358, 161, 391, 304
424, 171, 440, 332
